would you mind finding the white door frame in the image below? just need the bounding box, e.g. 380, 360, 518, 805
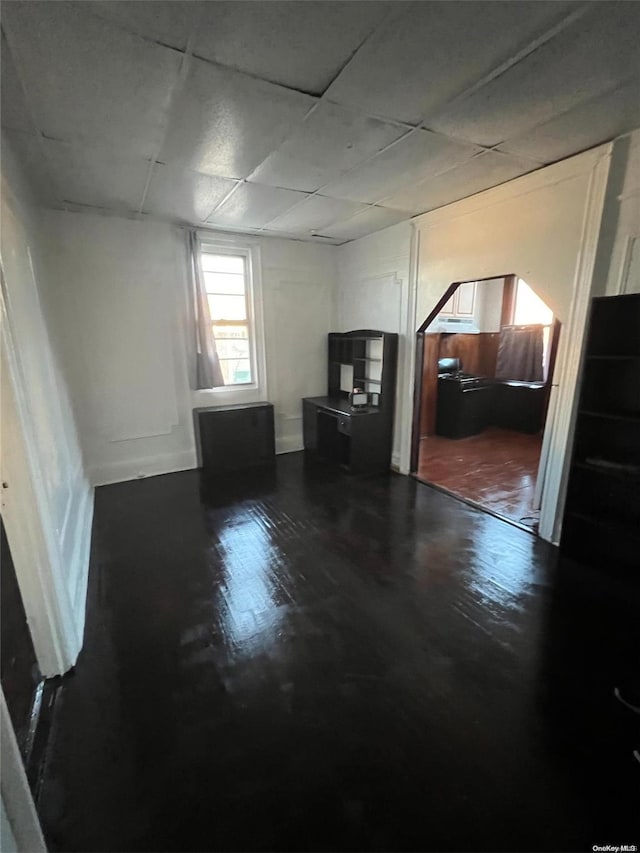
1, 275, 80, 675
536, 151, 611, 542
0, 688, 47, 852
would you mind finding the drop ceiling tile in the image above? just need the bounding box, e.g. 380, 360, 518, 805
383, 152, 534, 214
2, 1, 182, 158
160, 57, 315, 180
1, 34, 34, 133
266, 195, 369, 234
248, 101, 407, 192
87, 0, 198, 50
321, 128, 482, 204
321, 205, 413, 242
260, 230, 343, 245
207, 182, 309, 229
143, 165, 237, 223
325, 1, 578, 124
428, 2, 640, 147
193, 1, 391, 95
497, 78, 640, 164
42, 139, 150, 211
2, 130, 59, 206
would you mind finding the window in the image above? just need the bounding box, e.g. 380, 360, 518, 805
513, 278, 554, 379
513, 279, 553, 326
199, 240, 267, 389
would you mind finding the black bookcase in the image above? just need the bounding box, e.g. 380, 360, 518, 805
560, 293, 640, 574
303, 330, 398, 474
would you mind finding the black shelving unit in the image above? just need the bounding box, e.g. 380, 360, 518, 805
303, 329, 398, 474
560, 293, 640, 573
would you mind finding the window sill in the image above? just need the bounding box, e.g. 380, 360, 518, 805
192, 384, 266, 408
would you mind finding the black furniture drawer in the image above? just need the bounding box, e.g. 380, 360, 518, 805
337, 415, 351, 435
194, 402, 275, 474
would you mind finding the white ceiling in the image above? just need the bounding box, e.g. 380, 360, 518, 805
2, 0, 639, 245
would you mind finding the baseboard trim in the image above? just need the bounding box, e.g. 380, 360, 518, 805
275, 435, 304, 455
24, 675, 64, 803
69, 485, 94, 649
89, 449, 197, 487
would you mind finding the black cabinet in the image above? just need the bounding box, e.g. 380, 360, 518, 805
560, 293, 640, 574
194, 402, 275, 474
435, 381, 493, 439
493, 381, 545, 433
303, 330, 398, 474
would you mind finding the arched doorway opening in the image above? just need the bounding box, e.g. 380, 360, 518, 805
411, 274, 561, 532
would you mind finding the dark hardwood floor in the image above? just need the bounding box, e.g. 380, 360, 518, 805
37, 453, 639, 852
417, 428, 543, 529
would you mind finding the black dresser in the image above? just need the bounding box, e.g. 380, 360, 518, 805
194, 402, 275, 474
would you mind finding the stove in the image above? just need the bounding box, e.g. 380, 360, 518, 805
436, 359, 494, 438
438, 371, 490, 389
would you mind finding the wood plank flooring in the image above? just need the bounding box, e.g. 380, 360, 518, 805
36, 453, 639, 851
417, 428, 543, 528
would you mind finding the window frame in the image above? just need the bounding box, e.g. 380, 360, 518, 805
194, 235, 267, 403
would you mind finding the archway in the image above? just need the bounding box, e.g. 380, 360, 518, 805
411, 274, 560, 532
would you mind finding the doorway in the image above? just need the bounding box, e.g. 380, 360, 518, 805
411, 275, 560, 532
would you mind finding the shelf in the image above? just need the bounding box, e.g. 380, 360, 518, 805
579, 409, 640, 423
361, 378, 382, 385
353, 357, 382, 362
574, 460, 640, 482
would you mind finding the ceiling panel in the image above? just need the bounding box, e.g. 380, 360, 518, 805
266, 195, 369, 234
42, 139, 150, 211
160, 57, 315, 180
428, 2, 640, 147
383, 151, 534, 214
2, 130, 60, 206
324, 1, 578, 125
143, 165, 237, 222
320, 128, 481, 205
320, 205, 413, 241
497, 79, 640, 164
86, 1, 198, 51
248, 102, 407, 192
2, 1, 182, 158
193, 1, 391, 95
207, 182, 309, 229
0, 34, 34, 134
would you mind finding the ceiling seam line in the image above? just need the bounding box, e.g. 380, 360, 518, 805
136, 8, 203, 215
417, 3, 593, 129
491, 74, 640, 159
1, 23, 66, 207
315, 2, 407, 99
255, 125, 421, 227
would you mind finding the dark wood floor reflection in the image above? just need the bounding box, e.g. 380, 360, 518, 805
38, 453, 639, 852
417, 428, 543, 528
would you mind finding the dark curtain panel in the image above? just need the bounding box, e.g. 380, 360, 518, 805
495, 325, 544, 382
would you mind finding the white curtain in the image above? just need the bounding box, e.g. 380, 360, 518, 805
188, 230, 225, 389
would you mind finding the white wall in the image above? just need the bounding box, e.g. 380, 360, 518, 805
41, 210, 336, 484
415, 164, 602, 327
334, 220, 413, 468
1, 132, 92, 674
333, 145, 613, 545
